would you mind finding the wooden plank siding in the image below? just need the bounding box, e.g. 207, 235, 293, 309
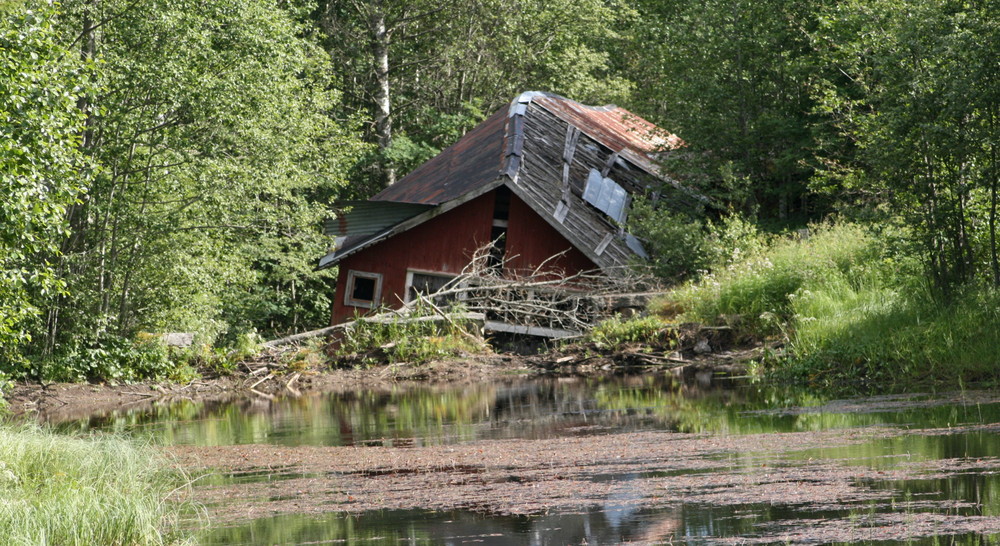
511, 102, 648, 273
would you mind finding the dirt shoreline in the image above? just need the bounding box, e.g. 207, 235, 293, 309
3, 343, 759, 424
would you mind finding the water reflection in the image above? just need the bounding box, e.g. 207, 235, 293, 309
200, 502, 1000, 545
34, 374, 1000, 544
51, 375, 1000, 450
200, 506, 688, 545
53, 374, 780, 447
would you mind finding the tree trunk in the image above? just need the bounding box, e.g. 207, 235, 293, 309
990, 106, 999, 286
47, 0, 100, 352
369, 2, 396, 186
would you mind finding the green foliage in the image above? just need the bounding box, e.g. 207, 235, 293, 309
628, 199, 712, 282
334, 313, 486, 366
670, 223, 900, 338
786, 282, 1000, 391
160, 331, 263, 378
28, 0, 366, 359
0, 426, 192, 545
811, 0, 1000, 291
0, 373, 10, 412
663, 220, 1000, 391
630, 200, 770, 283
231, 331, 264, 362
626, 0, 821, 218
318, 0, 637, 189
30, 334, 177, 384
0, 3, 90, 358
586, 315, 672, 349
708, 213, 772, 267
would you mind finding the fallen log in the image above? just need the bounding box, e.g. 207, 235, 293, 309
262, 312, 486, 349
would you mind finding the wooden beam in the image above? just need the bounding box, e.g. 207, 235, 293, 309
484, 320, 580, 339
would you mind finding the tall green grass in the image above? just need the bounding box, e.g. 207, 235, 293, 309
789, 285, 1000, 390
666, 223, 896, 334
0, 426, 193, 545
659, 222, 1000, 391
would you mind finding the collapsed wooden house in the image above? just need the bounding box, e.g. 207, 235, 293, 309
318, 92, 693, 334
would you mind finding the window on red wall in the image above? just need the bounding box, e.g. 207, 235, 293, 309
345, 270, 382, 309
405, 270, 456, 304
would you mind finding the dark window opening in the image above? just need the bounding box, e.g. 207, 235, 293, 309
490, 187, 512, 268
345, 270, 382, 309
493, 186, 511, 221
352, 277, 375, 302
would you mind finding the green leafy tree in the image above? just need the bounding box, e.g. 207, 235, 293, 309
625, 0, 826, 223
315, 0, 637, 193
0, 3, 90, 360
812, 0, 1000, 291
35, 0, 365, 364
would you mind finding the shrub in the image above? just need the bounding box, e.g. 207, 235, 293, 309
586, 315, 672, 348
30, 334, 176, 383
175, 331, 263, 377
705, 212, 771, 269
629, 201, 770, 284
334, 311, 486, 365
628, 199, 712, 282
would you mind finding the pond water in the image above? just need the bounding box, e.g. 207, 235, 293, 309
47, 374, 1000, 544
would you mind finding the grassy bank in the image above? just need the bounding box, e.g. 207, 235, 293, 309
655, 222, 1000, 392
0, 426, 193, 545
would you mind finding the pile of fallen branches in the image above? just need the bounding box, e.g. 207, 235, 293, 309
264, 241, 660, 349
397, 241, 660, 335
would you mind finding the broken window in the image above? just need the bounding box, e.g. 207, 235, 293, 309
582, 169, 628, 223
345, 270, 382, 309
406, 270, 457, 304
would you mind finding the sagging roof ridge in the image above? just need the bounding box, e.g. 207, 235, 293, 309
318, 92, 683, 270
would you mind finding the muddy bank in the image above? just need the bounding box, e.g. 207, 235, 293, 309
4, 339, 762, 423
2, 354, 517, 423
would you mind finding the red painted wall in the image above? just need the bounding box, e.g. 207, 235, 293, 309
504, 194, 596, 277
331, 192, 495, 324
330, 190, 598, 324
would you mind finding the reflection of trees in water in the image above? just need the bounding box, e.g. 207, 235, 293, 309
60, 374, 760, 445
59, 373, 930, 447
201, 505, 688, 545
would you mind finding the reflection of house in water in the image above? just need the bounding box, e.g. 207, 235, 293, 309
320, 92, 696, 327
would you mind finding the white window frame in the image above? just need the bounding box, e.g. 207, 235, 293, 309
404, 269, 458, 304
344, 270, 383, 309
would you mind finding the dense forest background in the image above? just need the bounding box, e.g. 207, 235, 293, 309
2, 0, 999, 381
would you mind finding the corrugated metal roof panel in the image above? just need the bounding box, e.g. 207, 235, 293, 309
532, 95, 683, 161
324, 201, 432, 238
582, 169, 628, 223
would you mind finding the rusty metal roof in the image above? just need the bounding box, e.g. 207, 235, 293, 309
370, 107, 509, 205
534, 95, 681, 156
368, 93, 681, 206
